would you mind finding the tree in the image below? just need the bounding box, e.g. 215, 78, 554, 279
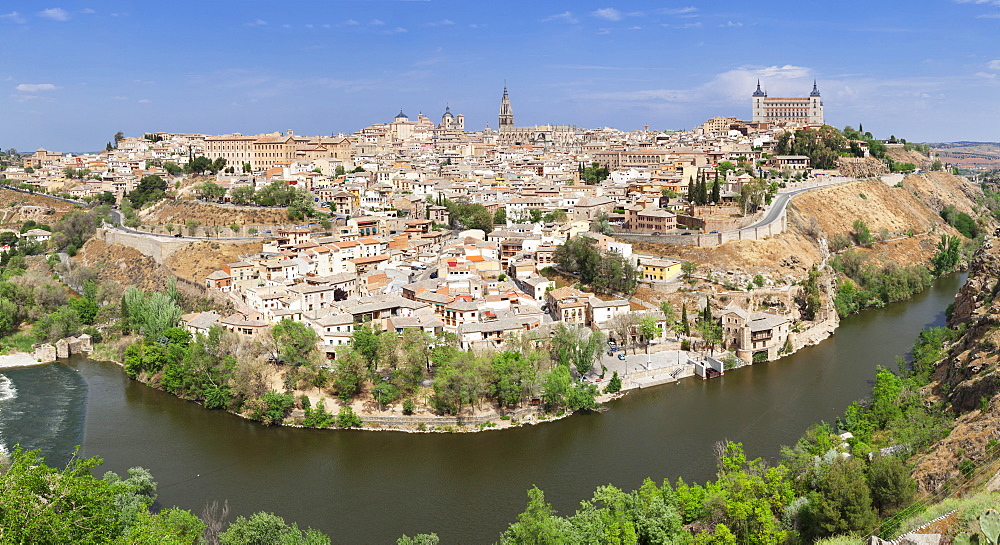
114, 131, 124, 142
681, 260, 697, 279
271, 319, 319, 367
196, 181, 227, 201
219, 512, 330, 545
639, 316, 662, 355
230, 185, 255, 205
127, 175, 168, 208
659, 301, 675, 329
800, 457, 878, 541
351, 324, 381, 371
494, 208, 507, 225
604, 371, 621, 394
738, 179, 768, 215
163, 162, 182, 176
851, 219, 873, 248
501, 486, 569, 544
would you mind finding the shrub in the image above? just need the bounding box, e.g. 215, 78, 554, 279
336, 405, 362, 428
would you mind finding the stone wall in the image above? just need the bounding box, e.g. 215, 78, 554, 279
33, 334, 93, 363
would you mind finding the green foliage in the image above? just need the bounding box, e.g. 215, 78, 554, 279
800, 457, 879, 541
579, 161, 610, 185
302, 399, 335, 428
604, 370, 622, 394
775, 125, 847, 169
0, 447, 202, 544
931, 234, 962, 276
831, 251, 933, 317
196, 180, 227, 201
802, 267, 822, 320
851, 220, 873, 248
122, 286, 183, 338
554, 236, 639, 294
127, 174, 168, 208
336, 405, 363, 428
219, 511, 330, 545
272, 319, 319, 367
940, 205, 979, 239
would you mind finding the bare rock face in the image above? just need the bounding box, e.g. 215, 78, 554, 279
949, 229, 1000, 326
837, 156, 890, 178
913, 229, 1000, 492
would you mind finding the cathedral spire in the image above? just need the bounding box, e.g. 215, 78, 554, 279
499, 83, 514, 127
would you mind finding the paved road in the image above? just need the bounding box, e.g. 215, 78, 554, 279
746, 177, 856, 231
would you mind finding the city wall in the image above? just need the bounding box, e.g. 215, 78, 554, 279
614, 206, 787, 247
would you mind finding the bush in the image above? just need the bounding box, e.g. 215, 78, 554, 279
402, 398, 415, 415
336, 405, 362, 428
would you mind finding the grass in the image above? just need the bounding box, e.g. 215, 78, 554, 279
0, 330, 36, 354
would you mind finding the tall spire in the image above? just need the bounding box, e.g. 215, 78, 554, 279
752, 79, 765, 97
499, 82, 514, 127
810, 80, 821, 97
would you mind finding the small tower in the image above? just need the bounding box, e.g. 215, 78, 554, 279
751, 80, 766, 123
808, 80, 824, 124
498, 84, 514, 128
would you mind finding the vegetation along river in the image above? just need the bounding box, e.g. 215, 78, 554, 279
0, 272, 966, 543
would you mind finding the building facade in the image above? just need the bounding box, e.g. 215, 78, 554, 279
751, 81, 823, 125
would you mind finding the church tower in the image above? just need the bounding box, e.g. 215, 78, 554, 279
808, 80, 824, 124
498, 84, 514, 128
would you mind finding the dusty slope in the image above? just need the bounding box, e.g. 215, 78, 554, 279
629, 173, 981, 281
0, 188, 80, 227
142, 199, 293, 228
164, 240, 260, 284
76, 238, 172, 292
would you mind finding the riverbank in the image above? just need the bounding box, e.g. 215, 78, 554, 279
0, 352, 45, 369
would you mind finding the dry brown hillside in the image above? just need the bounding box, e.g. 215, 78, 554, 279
164, 240, 260, 284
76, 238, 172, 293
629, 173, 983, 280
0, 188, 80, 227
142, 199, 293, 228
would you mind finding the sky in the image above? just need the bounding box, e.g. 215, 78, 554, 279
2, 0, 999, 152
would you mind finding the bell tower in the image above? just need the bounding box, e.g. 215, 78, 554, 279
498, 83, 514, 128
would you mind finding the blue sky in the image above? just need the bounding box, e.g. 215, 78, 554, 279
2, 0, 999, 152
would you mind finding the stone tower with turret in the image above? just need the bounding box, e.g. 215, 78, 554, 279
498, 84, 514, 128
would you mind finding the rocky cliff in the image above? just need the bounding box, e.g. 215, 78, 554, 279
912, 229, 1000, 492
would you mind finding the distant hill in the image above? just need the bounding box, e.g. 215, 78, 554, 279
927, 142, 1000, 167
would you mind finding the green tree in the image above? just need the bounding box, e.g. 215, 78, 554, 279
219, 512, 330, 545
127, 175, 168, 208
163, 161, 182, 175
801, 457, 878, 541
639, 316, 662, 356
604, 371, 621, 394
501, 486, 570, 544
852, 219, 873, 248
272, 319, 319, 367
197, 181, 227, 201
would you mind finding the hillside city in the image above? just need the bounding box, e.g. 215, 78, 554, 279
0, 82, 945, 401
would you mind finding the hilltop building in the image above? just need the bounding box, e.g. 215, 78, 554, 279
496, 84, 577, 148
751, 81, 824, 125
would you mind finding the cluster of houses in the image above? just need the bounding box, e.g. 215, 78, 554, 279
4, 88, 821, 364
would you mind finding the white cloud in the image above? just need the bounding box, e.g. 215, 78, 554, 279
0, 11, 25, 23
661, 22, 701, 29
369, 19, 385, 25
16, 83, 58, 92
543, 11, 579, 24
657, 7, 698, 15
988, 59, 1000, 70
592, 8, 623, 21
954, 0, 1000, 5
247, 19, 267, 27
38, 8, 69, 21
340, 19, 359, 26
424, 19, 454, 26
382, 26, 407, 34
721, 21, 743, 27
975, 71, 998, 79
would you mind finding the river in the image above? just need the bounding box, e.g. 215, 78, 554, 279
0, 272, 965, 543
